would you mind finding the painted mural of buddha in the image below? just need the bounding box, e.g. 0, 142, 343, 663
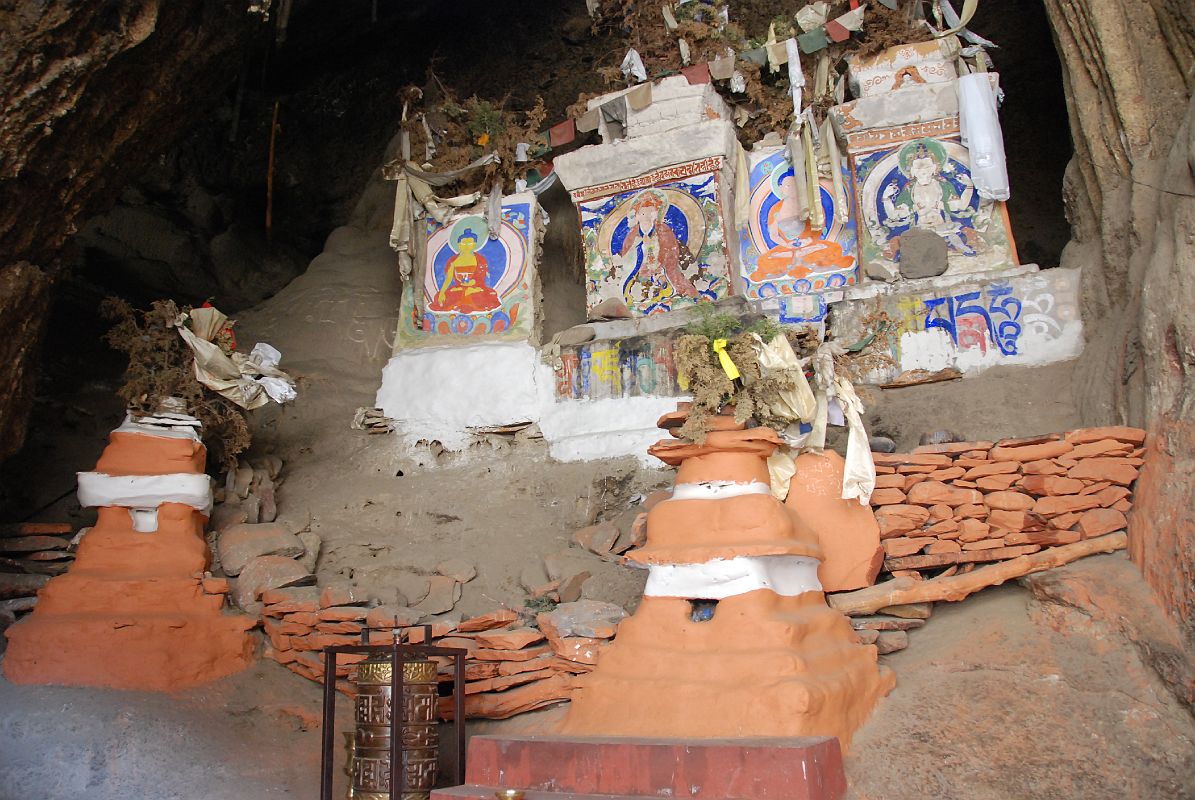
429, 225, 502, 314
751, 171, 853, 283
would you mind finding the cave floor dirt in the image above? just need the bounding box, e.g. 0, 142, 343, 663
2, 555, 1191, 799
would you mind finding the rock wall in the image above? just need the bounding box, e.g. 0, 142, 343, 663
1043, 0, 1195, 634
0, 1, 257, 458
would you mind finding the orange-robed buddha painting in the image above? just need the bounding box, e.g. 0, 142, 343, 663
738, 149, 859, 300
398, 200, 537, 344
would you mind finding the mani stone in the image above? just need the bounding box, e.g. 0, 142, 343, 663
898, 228, 949, 279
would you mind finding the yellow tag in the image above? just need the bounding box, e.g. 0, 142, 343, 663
711, 338, 741, 380
477, 132, 490, 146
677, 371, 690, 390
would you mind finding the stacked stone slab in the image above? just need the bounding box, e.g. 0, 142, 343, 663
3, 415, 255, 690
869, 426, 1144, 575
264, 595, 607, 720
562, 407, 894, 748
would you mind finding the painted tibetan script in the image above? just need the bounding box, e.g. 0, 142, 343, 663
739, 149, 858, 301
578, 162, 731, 317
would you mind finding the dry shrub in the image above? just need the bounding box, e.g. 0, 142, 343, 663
100, 298, 251, 471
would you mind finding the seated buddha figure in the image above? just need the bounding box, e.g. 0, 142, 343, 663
751, 171, 854, 283
429, 227, 502, 314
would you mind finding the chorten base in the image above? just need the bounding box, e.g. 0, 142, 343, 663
561, 590, 895, 748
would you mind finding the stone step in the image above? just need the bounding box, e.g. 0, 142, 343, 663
456, 734, 846, 800
432, 786, 650, 799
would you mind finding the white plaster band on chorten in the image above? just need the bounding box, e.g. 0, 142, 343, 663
644, 555, 823, 600
77, 472, 214, 516
114, 413, 203, 442
669, 481, 771, 501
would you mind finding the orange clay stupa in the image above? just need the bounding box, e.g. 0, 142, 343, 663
562, 405, 894, 748
3, 411, 255, 691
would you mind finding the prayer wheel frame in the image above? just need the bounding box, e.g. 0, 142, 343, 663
319, 634, 468, 800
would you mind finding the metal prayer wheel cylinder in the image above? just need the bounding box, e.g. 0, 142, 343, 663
350, 655, 439, 800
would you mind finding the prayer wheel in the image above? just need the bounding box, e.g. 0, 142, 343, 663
349, 655, 440, 800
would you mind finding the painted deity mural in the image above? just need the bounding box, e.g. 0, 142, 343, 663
576, 159, 731, 318
851, 131, 1018, 277
398, 198, 538, 347
738, 149, 858, 301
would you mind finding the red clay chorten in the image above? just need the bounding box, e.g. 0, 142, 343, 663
561, 406, 894, 748
3, 413, 256, 691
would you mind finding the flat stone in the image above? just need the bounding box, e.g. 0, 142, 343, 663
557, 571, 592, 603
233, 557, 314, 614
1033, 494, 1102, 517
877, 602, 932, 619
474, 627, 546, 650
1069, 439, 1133, 459
1003, 529, 1081, 546
984, 491, 1035, 511
1077, 507, 1128, 538
1064, 426, 1146, 445
869, 435, 898, 453
415, 575, 461, 614
319, 582, 363, 609
962, 539, 1007, 551
851, 616, 926, 631
962, 461, 1020, 480
364, 605, 423, 630
957, 519, 991, 542
394, 572, 432, 606
928, 503, 953, 522
898, 227, 949, 278
883, 537, 935, 558
556, 324, 597, 346
870, 487, 908, 506
261, 587, 320, 615
988, 509, 1041, 531
855, 628, 880, 645
1022, 459, 1068, 475
953, 503, 987, 519
906, 481, 982, 507
875, 474, 907, 489
1068, 458, 1139, 485
218, 523, 304, 576
1020, 475, 1085, 496
926, 520, 960, 537
572, 523, 621, 556
975, 474, 1019, 491
297, 530, 320, 573
459, 609, 521, 632
875, 505, 928, 538
875, 629, 909, 654
209, 502, 248, 533
318, 605, 369, 622
1094, 486, 1131, 507
990, 441, 1074, 462
436, 559, 477, 583
537, 600, 627, 640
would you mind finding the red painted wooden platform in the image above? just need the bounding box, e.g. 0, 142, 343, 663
430, 734, 846, 800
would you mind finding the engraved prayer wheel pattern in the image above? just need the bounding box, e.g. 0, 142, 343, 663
350, 657, 439, 800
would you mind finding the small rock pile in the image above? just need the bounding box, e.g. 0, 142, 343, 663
261, 591, 626, 720
0, 523, 78, 648
208, 456, 322, 617
868, 426, 1144, 576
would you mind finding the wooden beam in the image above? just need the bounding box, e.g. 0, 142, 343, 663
829, 531, 1128, 616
